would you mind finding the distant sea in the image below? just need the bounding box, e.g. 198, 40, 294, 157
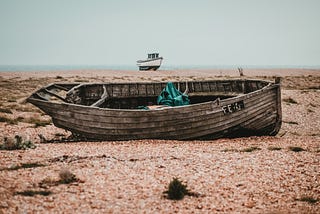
0, 64, 319, 72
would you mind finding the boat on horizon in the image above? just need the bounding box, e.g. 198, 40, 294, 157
137, 53, 163, 71
27, 78, 282, 141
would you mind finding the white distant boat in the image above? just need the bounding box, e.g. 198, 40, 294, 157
137, 53, 163, 71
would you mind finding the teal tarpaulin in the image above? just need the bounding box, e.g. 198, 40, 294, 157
157, 82, 189, 106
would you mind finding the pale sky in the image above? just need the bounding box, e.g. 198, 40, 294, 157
0, 0, 319, 67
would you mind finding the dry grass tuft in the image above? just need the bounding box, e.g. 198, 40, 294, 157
268, 146, 282, 151
240, 146, 261, 152
59, 169, 79, 184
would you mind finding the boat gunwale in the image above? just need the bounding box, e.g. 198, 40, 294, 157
27, 79, 278, 113
30, 87, 277, 124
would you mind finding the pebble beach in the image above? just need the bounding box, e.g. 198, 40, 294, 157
0, 68, 319, 213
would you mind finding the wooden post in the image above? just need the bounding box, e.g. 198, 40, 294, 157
238, 67, 244, 76
275, 77, 281, 84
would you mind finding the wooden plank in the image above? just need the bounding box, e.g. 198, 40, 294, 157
51, 84, 69, 91
178, 102, 277, 140
52, 101, 276, 140
44, 89, 66, 102
34, 88, 276, 126
48, 95, 276, 137
35, 93, 49, 101
52, 93, 278, 139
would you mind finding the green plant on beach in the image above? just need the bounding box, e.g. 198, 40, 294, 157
163, 177, 200, 200
163, 177, 189, 200
0, 135, 36, 150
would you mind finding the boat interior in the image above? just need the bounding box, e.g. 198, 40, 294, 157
31, 80, 271, 109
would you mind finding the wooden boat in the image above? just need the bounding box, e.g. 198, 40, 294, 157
27, 78, 282, 141
137, 53, 163, 70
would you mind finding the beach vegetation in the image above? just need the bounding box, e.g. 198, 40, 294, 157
39, 169, 81, 188
0, 135, 36, 150
23, 117, 51, 127
283, 121, 299, 125
15, 190, 52, 197
0, 116, 11, 123
291, 132, 301, 136
296, 196, 318, 204
163, 177, 190, 200
283, 97, 298, 104
2, 162, 46, 171
307, 86, 320, 90
307, 109, 314, 113
33, 119, 52, 128
0, 107, 12, 114
309, 103, 317, 107
221, 148, 238, 152
38, 177, 59, 188
8, 98, 17, 102
39, 169, 80, 186
288, 146, 306, 152
267, 146, 282, 151
0, 116, 24, 125
163, 177, 200, 200
59, 169, 79, 184
14, 105, 37, 112
240, 146, 261, 152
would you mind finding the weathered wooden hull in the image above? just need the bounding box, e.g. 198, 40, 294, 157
27, 79, 282, 141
